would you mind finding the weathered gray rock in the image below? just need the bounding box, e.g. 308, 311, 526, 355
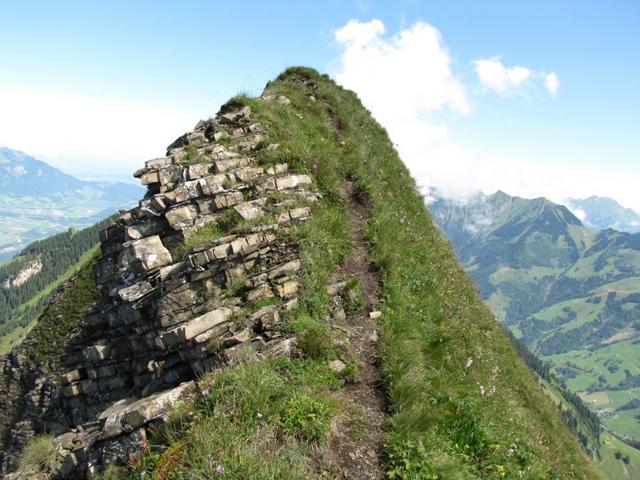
1, 91, 320, 478
219, 105, 251, 124
234, 198, 267, 220
157, 308, 232, 348
275, 174, 312, 190
118, 281, 153, 302
98, 381, 194, 439
120, 235, 172, 272
329, 359, 346, 374
139, 171, 160, 185
165, 203, 199, 228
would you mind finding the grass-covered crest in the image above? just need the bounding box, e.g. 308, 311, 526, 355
102, 67, 604, 479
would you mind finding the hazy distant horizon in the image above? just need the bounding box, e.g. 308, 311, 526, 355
1, 1, 638, 210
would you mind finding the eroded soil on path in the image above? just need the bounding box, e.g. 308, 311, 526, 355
321, 181, 387, 480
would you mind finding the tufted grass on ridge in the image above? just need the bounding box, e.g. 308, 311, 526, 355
104, 67, 604, 479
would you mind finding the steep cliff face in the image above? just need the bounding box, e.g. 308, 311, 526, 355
2, 68, 606, 479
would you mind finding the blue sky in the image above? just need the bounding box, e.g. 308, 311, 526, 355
1, 0, 638, 210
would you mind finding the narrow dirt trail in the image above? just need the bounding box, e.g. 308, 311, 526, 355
323, 181, 387, 480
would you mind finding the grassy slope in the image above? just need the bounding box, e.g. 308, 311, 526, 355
105, 68, 603, 479
488, 254, 640, 446
531, 277, 640, 444
599, 432, 640, 480
18, 256, 100, 368
0, 244, 100, 353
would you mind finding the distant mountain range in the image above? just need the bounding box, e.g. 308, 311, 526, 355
428, 190, 640, 444
0, 147, 143, 261
566, 196, 640, 233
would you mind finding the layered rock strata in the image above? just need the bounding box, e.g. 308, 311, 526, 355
5, 99, 317, 478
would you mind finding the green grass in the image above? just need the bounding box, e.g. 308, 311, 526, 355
565, 250, 640, 281
20, 255, 100, 368
598, 432, 640, 480
263, 68, 602, 479
173, 224, 222, 259
289, 314, 333, 360
533, 365, 640, 479
178, 143, 204, 165
546, 337, 640, 394
109, 67, 603, 479
531, 296, 606, 332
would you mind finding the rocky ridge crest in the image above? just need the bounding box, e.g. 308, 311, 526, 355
3, 97, 319, 478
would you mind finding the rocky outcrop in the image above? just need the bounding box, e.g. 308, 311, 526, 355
0, 271, 91, 475
1, 259, 43, 289
2, 98, 317, 478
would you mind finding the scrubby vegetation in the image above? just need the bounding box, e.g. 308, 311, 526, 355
19, 435, 60, 476
101, 67, 603, 479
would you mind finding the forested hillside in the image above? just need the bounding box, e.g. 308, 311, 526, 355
0, 219, 110, 351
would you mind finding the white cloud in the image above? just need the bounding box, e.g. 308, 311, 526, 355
331, 19, 640, 213
0, 88, 198, 179
332, 18, 472, 198
545, 72, 560, 95
567, 206, 587, 222
473, 56, 559, 96
473, 56, 531, 93
334, 19, 469, 117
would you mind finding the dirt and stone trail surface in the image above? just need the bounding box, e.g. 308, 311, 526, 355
324, 181, 387, 480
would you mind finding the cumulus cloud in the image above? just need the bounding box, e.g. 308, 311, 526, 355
473, 56, 532, 93
331, 19, 640, 212
332, 19, 473, 197
545, 72, 560, 95
0, 88, 198, 179
473, 56, 559, 96
334, 19, 469, 116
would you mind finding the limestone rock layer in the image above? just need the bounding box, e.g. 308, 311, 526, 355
10, 98, 316, 477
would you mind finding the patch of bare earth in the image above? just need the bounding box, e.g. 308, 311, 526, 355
320, 181, 387, 480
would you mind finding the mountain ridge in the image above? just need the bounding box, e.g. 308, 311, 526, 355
566, 195, 640, 234
429, 189, 640, 458
0, 147, 143, 261
1, 68, 604, 479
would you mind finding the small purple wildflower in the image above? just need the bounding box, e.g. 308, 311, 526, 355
208, 458, 225, 475
201, 387, 210, 396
